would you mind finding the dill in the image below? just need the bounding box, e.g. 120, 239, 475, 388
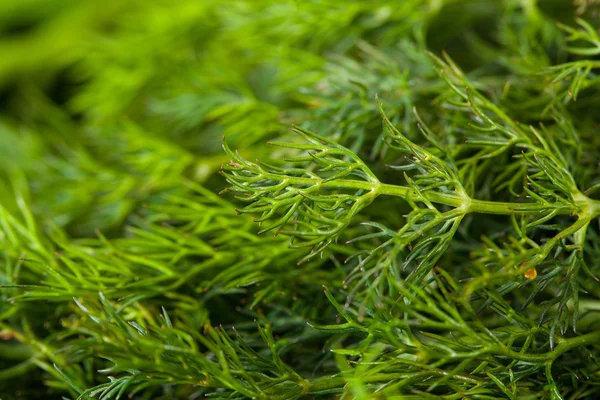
1, 1, 600, 399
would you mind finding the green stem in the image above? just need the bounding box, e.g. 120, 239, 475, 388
503, 330, 600, 362
306, 370, 480, 394
552, 330, 600, 357
0, 359, 36, 380
305, 331, 600, 395
381, 182, 563, 215
317, 179, 580, 215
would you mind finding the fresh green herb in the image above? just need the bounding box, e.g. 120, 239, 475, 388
1, 1, 600, 399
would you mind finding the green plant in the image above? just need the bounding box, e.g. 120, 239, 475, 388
1, 0, 600, 399
222, 52, 600, 397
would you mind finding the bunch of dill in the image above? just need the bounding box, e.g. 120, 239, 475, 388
1, 1, 600, 399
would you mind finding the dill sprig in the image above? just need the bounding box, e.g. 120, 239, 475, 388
1, 1, 600, 399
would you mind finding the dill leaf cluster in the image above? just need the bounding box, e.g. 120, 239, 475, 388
1, 1, 600, 399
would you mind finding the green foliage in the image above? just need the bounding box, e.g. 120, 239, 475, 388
2, 0, 600, 399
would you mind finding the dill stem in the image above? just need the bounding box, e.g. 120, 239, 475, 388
496, 330, 600, 362
316, 179, 577, 215
379, 183, 560, 215
552, 330, 600, 357
307, 370, 481, 394
305, 331, 600, 395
